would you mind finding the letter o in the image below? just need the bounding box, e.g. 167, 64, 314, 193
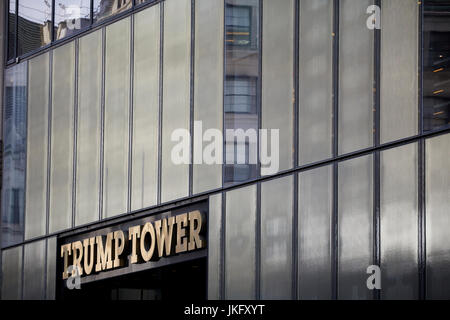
140, 223, 156, 262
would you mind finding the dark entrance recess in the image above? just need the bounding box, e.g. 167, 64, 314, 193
60, 258, 207, 300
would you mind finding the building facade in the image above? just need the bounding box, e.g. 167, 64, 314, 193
0, 0, 449, 300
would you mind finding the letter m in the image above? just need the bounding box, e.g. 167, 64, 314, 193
95, 233, 113, 272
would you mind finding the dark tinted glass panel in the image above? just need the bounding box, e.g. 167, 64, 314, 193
18, 0, 52, 56
8, 0, 16, 60
93, 0, 132, 23
224, 0, 259, 186
424, 1, 450, 132
1, 63, 27, 247
55, 0, 91, 40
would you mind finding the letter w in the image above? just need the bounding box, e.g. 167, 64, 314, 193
155, 217, 176, 257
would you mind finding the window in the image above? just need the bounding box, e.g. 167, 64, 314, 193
8, 0, 16, 60
225, 4, 252, 47
93, 0, 132, 23
54, 0, 91, 40
424, 1, 450, 132
18, 0, 52, 56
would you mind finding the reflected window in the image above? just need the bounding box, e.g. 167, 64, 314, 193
1, 63, 28, 247
18, 0, 52, 56
93, 0, 132, 23
224, 0, 260, 186
8, 0, 16, 60
55, 0, 91, 40
226, 4, 251, 47
424, 1, 450, 132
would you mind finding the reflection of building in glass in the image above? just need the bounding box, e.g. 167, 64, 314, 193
424, 2, 450, 131
224, 0, 259, 185
1, 64, 27, 247
94, 0, 132, 22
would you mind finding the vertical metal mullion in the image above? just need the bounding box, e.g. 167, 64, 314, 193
46, 51, 53, 236
256, 183, 261, 300
15, 0, 18, 60
72, 40, 79, 228
189, 0, 195, 197
90, 0, 94, 26
51, 0, 55, 43
99, 27, 106, 221
220, 192, 226, 300
157, 2, 164, 205
128, 16, 134, 213
418, 1, 424, 135
331, 0, 340, 301
292, 0, 300, 301
418, 138, 426, 300
257, 0, 262, 179
222, 0, 226, 189
373, 0, 381, 301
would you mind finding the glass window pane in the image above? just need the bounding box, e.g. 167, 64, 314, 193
93, 0, 132, 23
23, 240, 46, 300
261, 176, 293, 299
380, 143, 418, 299
8, 0, 16, 60
261, 0, 294, 175
76, 30, 102, 226
193, 0, 224, 194
338, 155, 373, 300
46, 237, 57, 300
299, 0, 333, 165
132, 5, 160, 210
224, 0, 259, 186
298, 165, 333, 300
54, 0, 91, 40
25, 53, 49, 240
18, 0, 52, 56
50, 42, 75, 233
380, 0, 419, 144
103, 17, 131, 218
339, 0, 374, 154
1, 246, 23, 300
426, 133, 450, 299
225, 185, 256, 299
208, 193, 222, 300
423, 1, 450, 132
161, 0, 191, 202
2, 62, 27, 247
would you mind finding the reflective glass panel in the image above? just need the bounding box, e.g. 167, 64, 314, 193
132, 5, 160, 210
193, 0, 224, 194
161, 0, 191, 202
225, 185, 256, 299
424, 1, 450, 132
18, 0, 52, 56
1, 62, 27, 247
93, 0, 132, 23
298, 165, 333, 300
380, 143, 418, 300
380, 0, 419, 143
338, 155, 373, 300
76, 30, 102, 226
23, 239, 46, 300
8, 0, 16, 60
1, 246, 23, 300
224, 0, 260, 186
298, 0, 333, 165
426, 133, 450, 299
54, 0, 91, 40
25, 53, 49, 240
103, 17, 131, 218
49, 42, 75, 233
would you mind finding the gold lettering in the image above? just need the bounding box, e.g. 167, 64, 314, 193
128, 226, 141, 264
175, 213, 188, 254
61, 243, 72, 280
95, 233, 113, 272
188, 210, 205, 251
155, 217, 175, 257
140, 223, 156, 262
72, 241, 84, 276
83, 237, 95, 275
113, 230, 125, 268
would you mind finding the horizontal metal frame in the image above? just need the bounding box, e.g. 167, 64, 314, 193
4, 0, 163, 67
